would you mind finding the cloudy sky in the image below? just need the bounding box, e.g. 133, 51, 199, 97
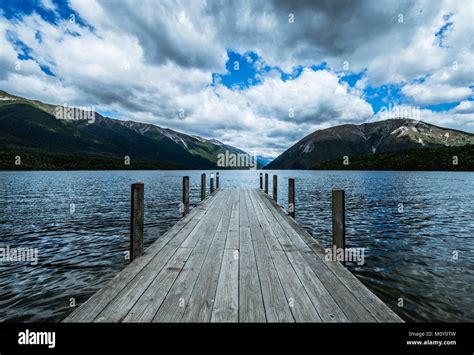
0, 0, 473, 156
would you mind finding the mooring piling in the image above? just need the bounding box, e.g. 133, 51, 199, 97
332, 189, 346, 265
130, 183, 144, 261
288, 178, 295, 219
273, 175, 278, 202
182, 176, 190, 217
201, 173, 206, 201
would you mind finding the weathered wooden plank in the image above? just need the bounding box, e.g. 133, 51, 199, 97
126, 190, 232, 323
262, 198, 362, 322
152, 190, 230, 322
238, 188, 265, 322
95, 242, 183, 322
95, 190, 230, 322
251, 190, 323, 322
300, 251, 376, 322
249, 189, 282, 252
245, 189, 294, 322
238, 188, 249, 228
225, 191, 240, 250
122, 247, 193, 322
211, 248, 239, 322
255, 190, 349, 322
258, 191, 378, 322
179, 188, 228, 249
180, 190, 234, 322
269, 250, 322, 322
239, 225, 266, 322
253, 191, 293, 251
63, 191, 222, 322
258, 190, 402, 322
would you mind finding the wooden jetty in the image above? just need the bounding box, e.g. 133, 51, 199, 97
64, 176, 402, 323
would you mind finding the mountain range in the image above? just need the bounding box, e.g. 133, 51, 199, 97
0, 90, 262, 170
1, 90, 473, 171
265, 118, 474, 170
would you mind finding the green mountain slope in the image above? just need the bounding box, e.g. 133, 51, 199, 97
119, 120, 253, 166
266, 119, 474, 170
311, 145, 474, 171
0, 103, 213, 169
0, 90, 259, 170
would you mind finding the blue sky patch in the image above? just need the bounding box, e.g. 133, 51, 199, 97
6, 30, 34, 60
0, 0, 91, 29
363, 84, 405, 113
212, 50, 271, 89
435, 13, 453, 48
340, 71, 365, 88
279, 65, 304, 81
38, 63, 54, 77
98, 109, 122, 119
7, 29, 55, 76
280, 63, 327, 81
35, 30, 42, 43
425, 102, 459, 111
213, 51, 330, 89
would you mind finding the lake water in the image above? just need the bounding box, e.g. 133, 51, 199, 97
0, 170, 473, 322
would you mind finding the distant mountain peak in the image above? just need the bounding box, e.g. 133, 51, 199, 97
0, 90, 257, 169
266, 118, 474, 169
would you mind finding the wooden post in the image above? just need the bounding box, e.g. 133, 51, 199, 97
288, 178, 295, 219
216, 172, 220, 189
273, 175, 277, 202
182, 176, 189, 216
332, 189, 346, 265
200, 173, 206, 201
130, 183, 144, 261
210, 173, 214, 194
259, 173, 263, 189
264, 173, 268, 194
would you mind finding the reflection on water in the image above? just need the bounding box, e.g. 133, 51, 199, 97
0, 170, 473, 322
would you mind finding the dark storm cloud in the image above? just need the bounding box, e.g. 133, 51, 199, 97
93, 1, 225, 70
202, 0, 442, 72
